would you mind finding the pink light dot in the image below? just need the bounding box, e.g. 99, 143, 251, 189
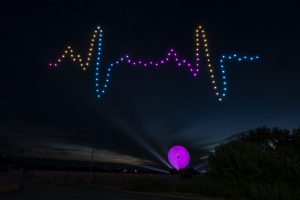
193, 73, 197, 76
175, 58, 178, 61
190, 69, 193, 72
168, 145, 190, 170
155, 63, 158, 66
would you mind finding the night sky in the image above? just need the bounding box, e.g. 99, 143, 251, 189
0, 1, 299, 170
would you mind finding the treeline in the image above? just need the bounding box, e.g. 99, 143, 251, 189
205, 127, 300, 199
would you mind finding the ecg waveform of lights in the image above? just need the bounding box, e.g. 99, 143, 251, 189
49, 25, 259, 102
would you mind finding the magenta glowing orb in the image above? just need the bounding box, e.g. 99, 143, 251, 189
168, 145, 190, 170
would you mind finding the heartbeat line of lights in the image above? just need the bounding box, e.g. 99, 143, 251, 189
49, 25, 260, 102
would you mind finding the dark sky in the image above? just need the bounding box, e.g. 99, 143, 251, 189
0, 0, 299, 170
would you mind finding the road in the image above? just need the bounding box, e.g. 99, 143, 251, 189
0, 182, 189, 200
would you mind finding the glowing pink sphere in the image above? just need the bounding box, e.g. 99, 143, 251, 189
168, 145, 190, 170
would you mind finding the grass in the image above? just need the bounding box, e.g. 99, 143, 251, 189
121, 175, 300, 200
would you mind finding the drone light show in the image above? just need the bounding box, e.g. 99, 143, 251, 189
168, 145, 190, 170
49, 25, 260, 102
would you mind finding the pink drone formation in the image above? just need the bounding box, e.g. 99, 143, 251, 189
49, 25, 259, 101
168, 145, 190, 170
